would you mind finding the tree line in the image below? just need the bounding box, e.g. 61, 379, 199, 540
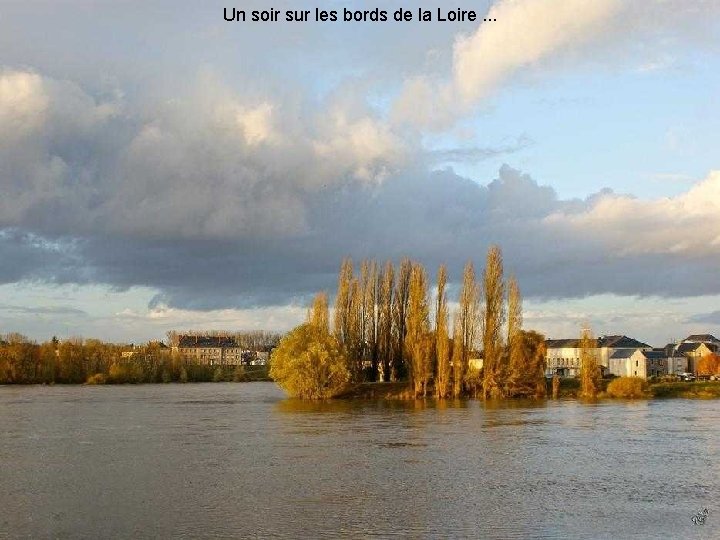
271, 245, 548, 399
0, 334, 258, 385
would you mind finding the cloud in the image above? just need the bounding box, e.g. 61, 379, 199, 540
0, 69, 408, 240
3, 142, 720, 311
0, 304, 87, 316
544, 171, 720, 256
428, 135, 533, 164
687, 311, 720, 325
453, 0, 622, 105
393, 0, 720, 129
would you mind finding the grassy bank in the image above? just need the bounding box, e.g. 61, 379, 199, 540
328, 379, 720, 400
650, 381, 720, 399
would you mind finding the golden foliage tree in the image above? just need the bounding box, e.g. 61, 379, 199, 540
333, 258, 354, 350
579, 326, 601, 399
697, 354, 720, 376
377, 261, 395, 381
435, 265, 451, 399
406, 264, 431, 397
456, 261, 480, 396
482, 246, 506, 399
506, 330, 547, 398
393, 258, 413, 381
451, 312, 464, 398
270, 293, 350, 399
505, 276, 524, 395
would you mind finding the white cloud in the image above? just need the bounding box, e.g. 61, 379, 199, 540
453, 0, 621, 105
393, 0, 720, 129
544, 171, 720, 256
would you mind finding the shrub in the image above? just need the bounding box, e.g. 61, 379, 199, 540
85, 373, 107, 385
606, 376, 650, 399
269, 323, 350, 399
233, 364, 247, 382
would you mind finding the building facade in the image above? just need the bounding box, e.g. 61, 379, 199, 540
609, 349, 666, 379
545, 335, 651, 377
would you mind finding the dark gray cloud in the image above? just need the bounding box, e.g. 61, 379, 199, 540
3, 162, 720, 311
2, 66, 720, 311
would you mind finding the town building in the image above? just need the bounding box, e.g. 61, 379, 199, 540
175, 335, 245, 366
173, 335, 273, 366
545, 335, 650, 377
608, 349, 666, 379
663, 336, 719, 374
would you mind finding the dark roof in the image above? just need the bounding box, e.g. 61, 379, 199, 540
684, 334, 720, 344
611, 349, 664, 360
677, 342, 705, 354
546, 335, 650, 350
178, 335, 238, 348
545, 338, 580, 348
598, 335, 651, 349
610, 349, 637, 359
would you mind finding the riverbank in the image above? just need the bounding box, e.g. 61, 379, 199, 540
334, 379, 720, 400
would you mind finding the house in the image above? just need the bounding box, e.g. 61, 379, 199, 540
175, 335, 245, 366
609, 349, 666, 379
545, 335, 651, 377
661, 344, 689, 376
676, 342, 717, 373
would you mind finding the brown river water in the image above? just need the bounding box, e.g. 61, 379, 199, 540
1, 382, 718, 539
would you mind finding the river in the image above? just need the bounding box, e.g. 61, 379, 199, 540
1, 383, 717, 539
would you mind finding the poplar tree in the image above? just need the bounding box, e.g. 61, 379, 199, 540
377, 261, 395, 382
435, 265, 451, 399
334, 258, 354, 350
348, 275, 363, 381
308, 291, 330, 331
482, 246, 506, 399
406, 264, 430, 396
451, 312, 464, 398
579, 326, 600, 399
505, 276, 524, 396
393, 258, 412, 381
361, 260, 379, 380
457, 261, 480, 395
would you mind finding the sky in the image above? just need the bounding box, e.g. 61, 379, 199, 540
1, 0, 719, 346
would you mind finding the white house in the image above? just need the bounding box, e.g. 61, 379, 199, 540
609, 349, 666, 379
546, 335, 650, 377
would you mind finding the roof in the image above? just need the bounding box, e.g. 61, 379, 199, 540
598, 335, 651, 349
178, 335, 239, 348
545, 338, 579, 348
677, 342, 704, 354
684, 334, 720, 344
610, 349, 637, 359
610, 349, 664, 360
546, 335, 650, 350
